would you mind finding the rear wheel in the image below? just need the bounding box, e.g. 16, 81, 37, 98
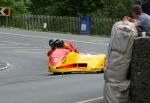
53, 72, 62, 75
64, 72, 71, 75
96, 68, 104, 73
96, 71, 101, 73
101, 68, 104, 73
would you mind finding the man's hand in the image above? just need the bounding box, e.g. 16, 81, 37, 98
123, 16, 136, 23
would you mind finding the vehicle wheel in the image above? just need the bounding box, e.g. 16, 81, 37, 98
96, 71, 101, 73
53, 72, 62, 75
96, 68, 104, 73
64, 72, 71, 75
101, 68, 104, 73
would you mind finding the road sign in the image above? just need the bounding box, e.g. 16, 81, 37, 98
0, 7, 10, 16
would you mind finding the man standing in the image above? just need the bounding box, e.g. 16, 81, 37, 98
124, 4, 150, 35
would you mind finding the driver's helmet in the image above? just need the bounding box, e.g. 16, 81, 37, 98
60, 40, 64, 47
49, 39, 55, 48
54, 39, 64, 48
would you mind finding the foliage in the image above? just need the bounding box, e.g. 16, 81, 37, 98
0, 0, 31, 15
142, 0, 150, 15
0, 0, 142, 18
29, 0, 140, 18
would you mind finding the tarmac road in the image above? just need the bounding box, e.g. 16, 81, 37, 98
0, 28, 109, 103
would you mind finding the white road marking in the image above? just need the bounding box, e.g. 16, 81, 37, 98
0, 46, 41, 49
0, 32, 108, 46
92, 39, 108, 42
13, 48, 49, 54
75, 97, 104, 103
0, 40, 30, 46
0, 44, 19, 46
14, 48, 96, 55
70, 40, 108, 45
0, 82, 6, 85
2, 40, 30, 46
14, 49, 43, 54
15, 48, 48, 51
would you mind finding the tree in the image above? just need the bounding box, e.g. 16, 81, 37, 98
29, 0, 139, 18
30, 0, 107, 16
142, 0, 150, 15
0, 0, 31, 15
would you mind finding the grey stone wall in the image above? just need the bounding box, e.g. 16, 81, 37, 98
130, 37, 150, 103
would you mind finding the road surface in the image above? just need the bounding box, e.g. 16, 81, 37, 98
0, 28, 109, 103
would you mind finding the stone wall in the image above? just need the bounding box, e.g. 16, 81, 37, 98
130, 37, 150, 103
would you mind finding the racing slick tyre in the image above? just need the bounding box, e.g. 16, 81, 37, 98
63, 72, 71, 75
53, 72, 62, 75
101, 68, 104, 73
96, 68, 104, 73
96, 71, 101, 73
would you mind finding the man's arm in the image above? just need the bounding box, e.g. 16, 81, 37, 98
123, 16, 136, 23
123, 16, 143, 30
